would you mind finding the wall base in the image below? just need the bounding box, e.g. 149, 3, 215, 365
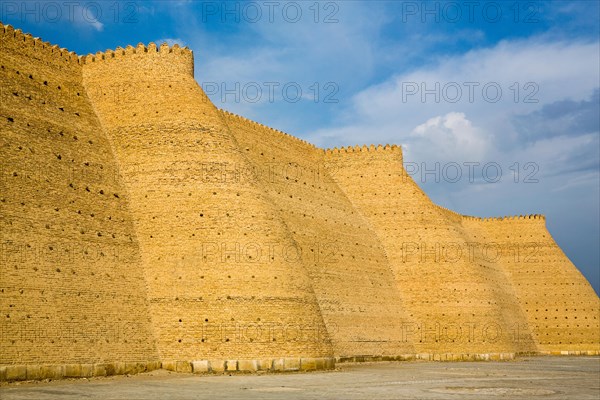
335, 350, 600, 363
162, 357, 336, 374
0, 361, 162, 382
3, 351, 599, 382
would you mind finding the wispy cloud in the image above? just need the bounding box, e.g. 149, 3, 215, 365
154, 37, 187, 47
308, 37, 599, 152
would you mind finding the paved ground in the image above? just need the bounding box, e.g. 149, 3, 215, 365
1, 356, 598, 400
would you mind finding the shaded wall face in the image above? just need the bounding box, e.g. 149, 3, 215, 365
462, 218, 600, 353
325, 147, 538, 355
0, 28, 158, 365
222, 114, 416, 358
81, 49, 334, 362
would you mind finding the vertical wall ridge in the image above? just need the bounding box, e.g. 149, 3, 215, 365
0, 21, 160, 379
222, 112, 416, 358
213, 103, 335, 357
462, 216, 600, 353
80, 83, 163, 360
81, 47, 335, 365
324, 148, 540, 356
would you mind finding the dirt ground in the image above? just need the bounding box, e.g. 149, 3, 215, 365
1, 356, 598, 400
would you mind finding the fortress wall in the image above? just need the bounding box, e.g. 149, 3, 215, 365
220, 112, 415, 359
461, 216, 600, 354
433, 209, 540, 354
81, 47, 334, 368
2, 23, 597, 380
324, 146, 538, 358
0, 24, 160, 379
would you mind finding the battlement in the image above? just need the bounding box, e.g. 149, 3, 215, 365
78, 42, 192, 65
432, 203, 545, 223
1, 23, 79, 64
462, 213, 546, 222
1, 22, 192, 71
431, 204, 464, 221
323, 144, 403, 157
219, 109, 318, 149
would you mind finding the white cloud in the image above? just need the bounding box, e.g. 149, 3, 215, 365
179, 2, 387, 125
305, 37, 599, 273
308, 37, 599, 154
154, 38, 187, 47
87, 19, 103, 32
70, 3, 104, 32
407, 112, 490, 161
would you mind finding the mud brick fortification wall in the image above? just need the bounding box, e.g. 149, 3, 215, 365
1, 23, 598, 380
325, 146, 598, 357
0, 24, 160, 381
460, 216, 600, 353
324, 146, 538, 358
221, 111, 415, 359
79, 39, 334, 371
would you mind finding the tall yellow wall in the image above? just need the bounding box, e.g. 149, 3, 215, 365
324, 146, 539, 358
461, 216, 600, 353
0, 24, 160, 380
221, 111, 415, 359
80, 43, 334, 369
1, 22, 598, 380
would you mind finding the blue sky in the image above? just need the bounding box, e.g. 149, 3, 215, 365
2, 1, 599, 294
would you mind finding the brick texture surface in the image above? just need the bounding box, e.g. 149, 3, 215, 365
0, 23, 598, 380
